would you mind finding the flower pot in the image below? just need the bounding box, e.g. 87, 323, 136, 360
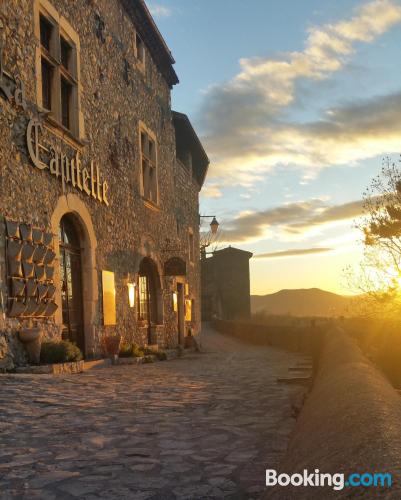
101, 333, 121, 358
18, 327, 42, 365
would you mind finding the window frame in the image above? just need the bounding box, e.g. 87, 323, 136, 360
135, 31, 146, 72
34, 0, 84, 142
139, 122, 159, 207
138, 275, 150, 322
137, 264, 158, 325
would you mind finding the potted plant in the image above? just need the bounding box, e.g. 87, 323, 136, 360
101, 333, 121, 363
18, 320, 42, 364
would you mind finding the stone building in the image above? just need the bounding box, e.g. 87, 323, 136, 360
201, 247, 253, 321
0, 0, 209, 369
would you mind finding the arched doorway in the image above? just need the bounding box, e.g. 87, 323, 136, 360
138, 257, 162, 344
59, 214, 85, 355
51, 194, 98, 358
164, 257, 186, 345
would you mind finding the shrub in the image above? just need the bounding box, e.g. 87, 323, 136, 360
119, 342, 144, 358
40, 341, 82, 364
142, 347, 156, 356
119, 343, 133, 358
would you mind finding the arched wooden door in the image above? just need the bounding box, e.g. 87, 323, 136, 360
138, 257, 161, 345
59, 215, 85, 355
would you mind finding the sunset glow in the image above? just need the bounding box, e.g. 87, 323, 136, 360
155, 0, 401, 294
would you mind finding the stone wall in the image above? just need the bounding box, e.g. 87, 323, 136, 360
0, 0, 203, 365
211, 319, 324, 357
264, 328, 401, 499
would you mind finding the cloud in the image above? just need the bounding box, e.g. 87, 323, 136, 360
199, 0, 401, 187
287, 199, 364, 231
220, 198, 364, 243
147, 3, 171, 18
254, 247, 333, 259
201, 184, 223, 199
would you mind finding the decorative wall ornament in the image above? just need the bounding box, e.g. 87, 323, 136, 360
5, 219, 58, 318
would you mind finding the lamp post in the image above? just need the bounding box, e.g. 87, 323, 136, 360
199, 215, 220, 259
199, 215, 219, 234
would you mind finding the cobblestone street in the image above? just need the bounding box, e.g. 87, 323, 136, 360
0, 327, 308, 500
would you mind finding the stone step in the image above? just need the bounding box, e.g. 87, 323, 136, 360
83, 359, 112, 371
15, 361, 84, 375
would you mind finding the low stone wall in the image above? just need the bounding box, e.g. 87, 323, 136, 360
211, 319, 324, 359
264, 327, 401, 499
15, 360, 84, 375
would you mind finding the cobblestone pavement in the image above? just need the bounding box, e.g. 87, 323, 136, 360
0, 326, 308, 500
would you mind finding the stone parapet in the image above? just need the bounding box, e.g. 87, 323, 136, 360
265, 328, 401, 499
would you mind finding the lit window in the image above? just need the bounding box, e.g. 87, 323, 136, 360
138, 259, 158, 324
138, 275, 149, 322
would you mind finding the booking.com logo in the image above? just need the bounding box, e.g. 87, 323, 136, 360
266, 469, 393, 491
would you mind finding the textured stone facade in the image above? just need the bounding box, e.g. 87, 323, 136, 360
0, 0, 208, 368
201, 247, 253, 321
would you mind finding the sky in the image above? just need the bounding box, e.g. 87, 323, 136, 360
148, 0, 401, 295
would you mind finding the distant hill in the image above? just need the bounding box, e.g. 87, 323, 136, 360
251, 288, 358, 317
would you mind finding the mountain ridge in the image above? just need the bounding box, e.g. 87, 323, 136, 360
251, 288, 358, 317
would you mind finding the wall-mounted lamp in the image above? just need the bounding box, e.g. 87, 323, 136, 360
172, 291, 178, 312
128, 282, 136, 308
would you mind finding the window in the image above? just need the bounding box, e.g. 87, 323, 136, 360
137, 258, 159, 326
136, 33, 145, 66
41, 59, 53, 111
37, 6, 80, 137
188, 230, 195, 263
61, 77, 72, 129
185, 299, 192, 322
60, 36, 72, 70
40, 15, 53, 51
140, 127, 158, 204
138, 275, 149, 322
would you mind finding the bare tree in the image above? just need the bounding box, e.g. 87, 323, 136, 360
349, 155, 401, 317
199, 228, 225, 253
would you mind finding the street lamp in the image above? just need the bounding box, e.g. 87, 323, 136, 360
210, 217, 219, 234
199, 215, 220, 259
199, 215, 220, 233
